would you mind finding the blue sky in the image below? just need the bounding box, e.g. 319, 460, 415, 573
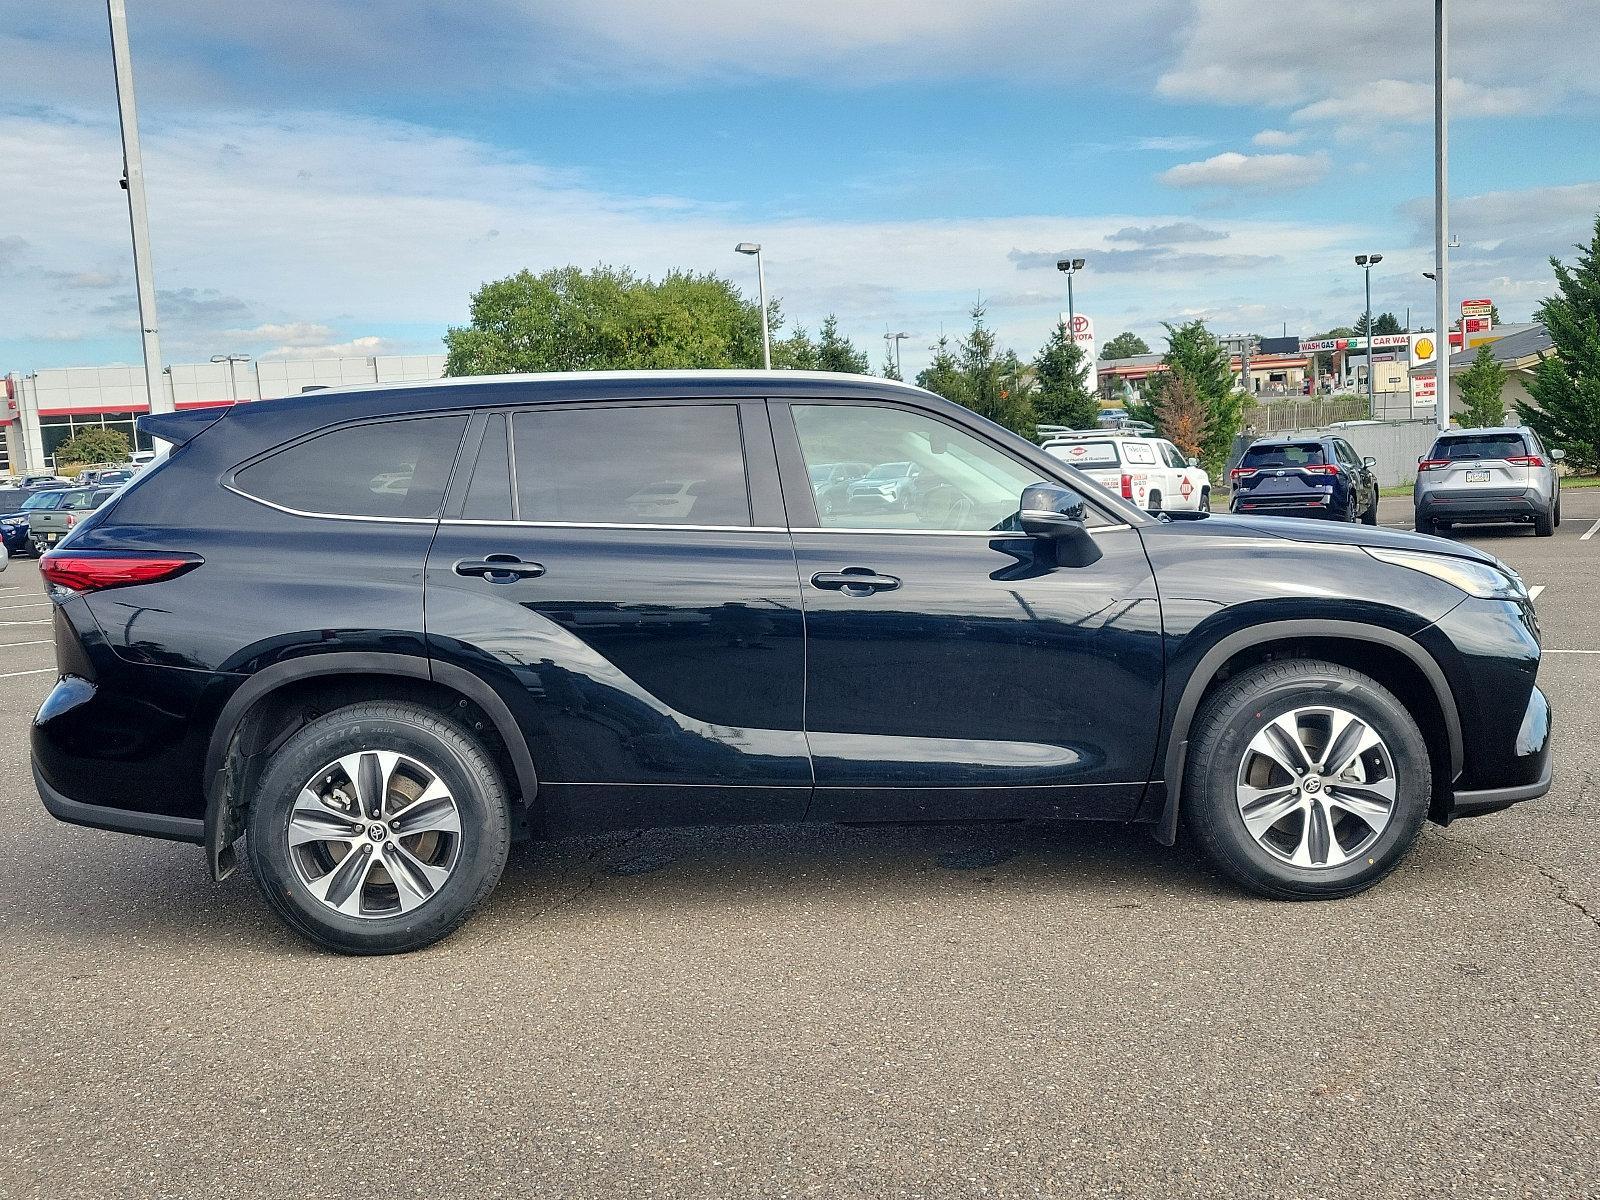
4, 0, 1598, 378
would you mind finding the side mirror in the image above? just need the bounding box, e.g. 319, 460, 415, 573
1186, 456, 1199, 468
1552, 448, 1566, 462
1019, 482, 1102, 567
1363, 456, 1377, 467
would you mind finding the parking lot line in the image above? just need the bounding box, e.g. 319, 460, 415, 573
0, 602, 50, 612
1529, 584, 1546, 601
0, 668, 55, 679
1582, 517, 1600, 542
0, 620, 50, 627
0, 639, 52, 648
1545, 648, 1600, 655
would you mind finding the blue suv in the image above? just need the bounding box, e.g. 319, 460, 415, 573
1230, 435, 1379, 523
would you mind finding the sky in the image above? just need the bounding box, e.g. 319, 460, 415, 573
3, 1, 1599, 379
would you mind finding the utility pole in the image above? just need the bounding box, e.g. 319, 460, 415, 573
107, 0, 170, 416
1434, 0, 1452, 432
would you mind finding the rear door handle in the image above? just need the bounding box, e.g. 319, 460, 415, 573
454, 556, 545, 581
811, 568, 901, 595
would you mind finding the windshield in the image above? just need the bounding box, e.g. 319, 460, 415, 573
1431, 434, 1528, 461
1242, 442, 1326, 468
21, 492, 64, 511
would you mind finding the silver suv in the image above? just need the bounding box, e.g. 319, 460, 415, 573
1414, 426, 1564, 536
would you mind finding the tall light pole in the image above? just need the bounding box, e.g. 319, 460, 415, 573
1356, 253, 1384, 419
1434, 0, 1452, 432
211, 353, 250, 402
107, 0, 170, 417
1056, 258, 1086, 331
885, 331, 909, 378
735, 243, 771, 369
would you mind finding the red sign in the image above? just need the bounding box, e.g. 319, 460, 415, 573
1180, 478, 1194, 499
1460, 298, 1493, 319
1071, 315, 1090, 334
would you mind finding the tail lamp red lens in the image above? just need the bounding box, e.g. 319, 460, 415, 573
1418, 459, 1450, 470
1230, 467, 1256, 481
1303, 464, 1339, 475
39, 552, 201, 593
1507, 455, 1545, 467
1120, 473, 1133, 499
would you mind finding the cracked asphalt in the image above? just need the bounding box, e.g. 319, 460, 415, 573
0, 493, 1596, 1199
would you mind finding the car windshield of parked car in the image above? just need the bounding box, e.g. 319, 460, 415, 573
58, 490, 101, 510
792, 404, 1091, 532
21, 491, 64, 511
1043, 440, 1119, 467
1431, 434, 1527, 461
1242, 442, 1326, 468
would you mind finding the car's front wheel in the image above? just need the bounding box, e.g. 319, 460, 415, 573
245, 700, 511, 954
1183, 659, 1431, 900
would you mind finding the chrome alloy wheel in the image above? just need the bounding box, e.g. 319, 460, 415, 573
287, 751, 463, 919
1235, 705, 1397, 869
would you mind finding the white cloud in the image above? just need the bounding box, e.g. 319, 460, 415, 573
1292, 79, 1538, 127
1251, 129, 1301, 149
225, 321, 336, 346
1159, 151, 1329, 193
261, 335, 394, 360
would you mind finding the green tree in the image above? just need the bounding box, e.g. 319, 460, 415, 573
1374, 312, 1404, 336
1139, 320, 1242, 473
55, 427, 131, 466
774, 326, 820, 371
1517, 215, 1600, 471
443, 265, 773, 374
1458, 345, 1510, 428
1033, 321, 1101, 431
1100, 331, 1151, 361
916, 334, 967, 405
816, 314, 871, 374
880, 343, 902, 381
954, 302, 1034, 435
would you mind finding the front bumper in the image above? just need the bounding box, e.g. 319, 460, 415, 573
1446, 686, 1552, 821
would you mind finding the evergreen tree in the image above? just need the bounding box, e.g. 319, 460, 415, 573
1153, 370, 1210, 460
1458, 345, 1509, 428
1517, 214, 1600, 471
774, 325, 820, 371
816, 314, 871, 374
955, 302, 1034, 435
1100, 331, 1151, 361
1145, 320, 1241, 473
915, 334, 968, 406
1033, 321, 1101, 431
1374, 312, 1404, 336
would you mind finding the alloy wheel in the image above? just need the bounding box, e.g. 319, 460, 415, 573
287, 751, 463, 918
1235, 705, 1397, 869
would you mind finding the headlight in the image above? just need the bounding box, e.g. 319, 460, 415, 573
1363, 546, 1527, 600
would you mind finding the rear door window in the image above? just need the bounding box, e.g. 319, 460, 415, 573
1430, 433, 1528, 461
1242, 442, 1326, 468
234, 415, 469, 519
512, 404, 751, 527
1121, 440, 1158, 467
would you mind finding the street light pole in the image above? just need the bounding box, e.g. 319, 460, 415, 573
735, 243, 771, 369
1434, 0, 1452, 432
107, 0, 170, 417
1356, 253, 1383, 419
1056, 258, 1086, 333
885, 331, 909, 378
211, 353, 250, 402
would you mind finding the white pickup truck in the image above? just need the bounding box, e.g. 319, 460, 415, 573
1042, 432, 1211, 513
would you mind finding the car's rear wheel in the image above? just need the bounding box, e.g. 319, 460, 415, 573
1183, 659, 1431, 900
1534, 503, 1555, 537
1199, 487, 1211, 513
1148, 490, 1163, 514
1361, 495, 1378, 525
245, 700, 511, 954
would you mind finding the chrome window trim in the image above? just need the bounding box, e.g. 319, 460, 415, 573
789, 523, 1132, 537
439, 518, 787, 533
223, 484, 443, 524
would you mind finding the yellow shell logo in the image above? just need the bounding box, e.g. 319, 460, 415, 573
1415, 337, 1435, 361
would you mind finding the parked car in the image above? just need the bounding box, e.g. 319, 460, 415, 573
1414, 427, 1563, 537
807, 461, 871, 518
1230, 435, 1379, 523
0, 488, 35, 557
33, 372, 1550, 954
18, 474, 68, 489
26, 486, 118, 551
94, 468, 139, 487
846, 460, 921, 512
1042, 432, 1211, 512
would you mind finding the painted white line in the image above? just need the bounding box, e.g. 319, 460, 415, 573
0, 620, 50, 627
0, 640, 52, 648
0, 667, 55, 679
1545, 649, 1600, 655
1582, 518, 1600, 542
1528, 585, 1545, 601
0, 601, 48, 611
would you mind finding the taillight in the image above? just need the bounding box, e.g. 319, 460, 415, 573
1304, 464, 1339, 475
1230, 467, 1256, 481
63, 514, 76, 527
1507, 455, 1545, 467
1120, 473, 1133, 499
39, 551, 201, 593
1418, 459, 1450, 470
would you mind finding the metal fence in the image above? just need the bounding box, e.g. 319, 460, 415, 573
1242, 395, 1369, 433
1228, 419, 1439, 489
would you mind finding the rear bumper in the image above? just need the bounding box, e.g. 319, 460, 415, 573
1417, 487, 1545, 522
34, 759, 204, 843
1230, 497, 1337, 518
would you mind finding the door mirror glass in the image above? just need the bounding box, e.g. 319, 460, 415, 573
1551, 448, 1566, 462
1363, 456, 1377, 467
1186, 456, 1200, 468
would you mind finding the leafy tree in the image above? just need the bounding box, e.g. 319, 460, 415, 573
55, 427, 131, 466
774, 326, 821, 371
1143, 320, 1242, 473
954, 302, 1035, 436
1458, 345, 1510, 428
1154, 370, 1210, 460
816, 314, 871, 375
1033, 321, 1101, 431
1100, 331, 1151, 361
916, 334, 967, 405
1517, 214, 1600, 471
443, 265, 772, 374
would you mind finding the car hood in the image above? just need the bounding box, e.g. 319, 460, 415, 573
1176, 512, 1501, 566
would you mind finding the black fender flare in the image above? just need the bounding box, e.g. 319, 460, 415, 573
202, 652, 539, 877
1154, 620, 1463, 845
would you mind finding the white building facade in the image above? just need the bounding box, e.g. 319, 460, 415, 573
2, 353, 447, 472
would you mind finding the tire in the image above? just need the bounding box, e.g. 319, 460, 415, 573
1199, 487, 1211, 513
1362, 495, 1378, 525
1413, 512, 1434, 535
1183, 659, 1432, 901
1148, 491, 1163, 514
245, 700, 511, 955
1534, 505, 1555, 537
1554, 492, 1562, 527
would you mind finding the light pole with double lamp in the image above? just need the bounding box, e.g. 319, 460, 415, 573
1056, 257, 1086, 331
885, 331, 910, 378
735, 243, 771, 369
1355, 253, 1383, 418
210, 353, 251, 403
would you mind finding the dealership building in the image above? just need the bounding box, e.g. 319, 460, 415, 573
2, 353, 447, 472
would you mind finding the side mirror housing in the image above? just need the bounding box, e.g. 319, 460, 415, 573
1019, 482, 1101, 567
1552, 448, 1566, 462
1363, 456, 1377, 467
1186, 456, 1200, 468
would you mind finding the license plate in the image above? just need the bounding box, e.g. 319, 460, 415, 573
1466, 469, 1490, 482
45, 533, 60, 544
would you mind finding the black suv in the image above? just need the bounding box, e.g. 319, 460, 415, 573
32, 373, 1551, 954
1230, 434, 1379, 523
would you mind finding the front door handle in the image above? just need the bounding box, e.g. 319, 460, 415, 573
454, 555, 546, 582
810, 568, 901, 596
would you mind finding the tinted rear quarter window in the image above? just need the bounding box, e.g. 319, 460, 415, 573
1243, 442, 1326, 467
1045, 440, 1120, 467
1430, 433, 1529, 460
512, 404, 750, 527
234, 415, 469, 519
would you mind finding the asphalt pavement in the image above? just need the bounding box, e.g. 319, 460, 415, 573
1, 496, 1596, 1199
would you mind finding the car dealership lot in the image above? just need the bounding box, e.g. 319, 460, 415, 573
0, 496, 1596, 1199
